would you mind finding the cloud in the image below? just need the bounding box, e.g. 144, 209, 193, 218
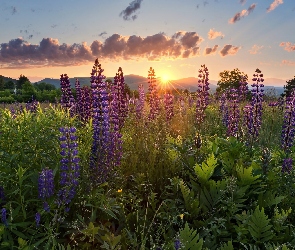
219, 44, 241, 56
240, 0, 247, 4
11, 6, 17, 15
280, 42, 295, 52
0, 31, 204, 68
204, 45, 219, 55
282, 60, 295, 66
267, 0, 283, 13
120, 0, 143, 21
249, 44, 263, 54
208, 29, 224, 39
98, 32, 107, 37
228, 3, 256, 24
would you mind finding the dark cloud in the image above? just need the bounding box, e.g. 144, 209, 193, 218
98, 32, 107, 37
0, 31, 204, 68
229, 4, 256, 23
219, 44, 240, 56
204, 45, 219, 55
11, 6, 17, 15
120, 0, 143, 21
28, 35, 33, 39
240, 0, 247, 4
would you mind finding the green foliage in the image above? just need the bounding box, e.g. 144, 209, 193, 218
178, 222, 203, 250
248, 206, 273, 243
283, 76, 295, 97
216, 68, 248, 94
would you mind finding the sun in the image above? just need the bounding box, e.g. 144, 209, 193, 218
161, 74, 170, 83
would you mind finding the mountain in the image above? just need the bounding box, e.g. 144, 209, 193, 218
0, 75, 17, 83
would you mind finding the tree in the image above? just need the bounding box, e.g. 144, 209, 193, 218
16, 74, 30, 89
216, 68, 248, 94
34, 82, 56, 91
5, 80, 15, 90
283, 76, 295, 97
0, 75, 4, 90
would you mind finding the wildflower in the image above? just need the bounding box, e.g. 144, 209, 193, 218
117, 189, 122, 193
179, 214, 184, 220
57, 127, 80, 210
174, 239, 181, 250
35, 212, 41, 227
282, 158, 292, 174
148, 67, 160, 120
1, 208, 7, 226
136, 84, 145, 119
60, 74, 75, 116
164, 93, 174, 122
38, 168, 54, 200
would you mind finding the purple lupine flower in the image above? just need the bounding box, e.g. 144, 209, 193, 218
60, 74, 75, 116
75, 79, 82, 116
57, 127, 80, 210
148, 67, 160, 120
195, 64, 210, 128
281, 89, 295, 151
1, 208, 7, 226
239, 76, 249, 102
164, 92, 174, 122
114, 67, 128, 129
282, 158, 292, 173
243, 104, 254, 139
79, 86, 92, 123
247, 69, 264, 140
90, 59, 113, 184
136, 84, 145, 119
43, 201, 50, 212
227, 88, 240, 137
174, 239, 181, 250
35, 212, 41, 227
220, 91, 229, 127
38, 168, 54, 200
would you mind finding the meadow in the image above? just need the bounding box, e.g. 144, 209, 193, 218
0, 61, 295, 250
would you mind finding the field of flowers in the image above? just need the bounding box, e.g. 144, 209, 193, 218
0, 59, 295, 249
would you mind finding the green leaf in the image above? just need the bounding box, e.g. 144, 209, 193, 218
248, 206, 273, 243
236, 163, 260, 186
179, 222, 203, 250
219, 241, 234, 250
194, 153, 217, 185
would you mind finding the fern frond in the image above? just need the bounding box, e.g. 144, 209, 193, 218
248, 206, 273, 243
179, 222, 203, 250
194, 153, 217, 185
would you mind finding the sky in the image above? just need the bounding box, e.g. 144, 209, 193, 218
0, 0, 294, 85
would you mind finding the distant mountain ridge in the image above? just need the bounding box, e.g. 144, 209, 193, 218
0, 74, 286, 95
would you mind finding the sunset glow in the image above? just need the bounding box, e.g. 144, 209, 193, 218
0, 0, 294, 84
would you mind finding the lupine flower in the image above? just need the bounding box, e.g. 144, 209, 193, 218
239, 76, 249, 102
220, 91, 229, 127
38, 168, 54, 200
164, 93, 174, 122
1, 208, 7, 226
57, 127, 80, 210
148, 67, 160, 120
75, 79, 82, 116
79, 86, 92, 123
174, 239, 181, 250
60, 74, 75, 116
282, 158, 292, 173
90, 59, 112, 184
113, 67, 128, 129
35, 212, 41, 227
250, 69, 264, 139
281, 89, 295, 151
136, 84, 145, 119
227, 88, 240, 137
195, 64, 210, 128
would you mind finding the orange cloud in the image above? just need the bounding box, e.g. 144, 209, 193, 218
282, 60, 295, 66
208, 29, 224, 40
229, 4, 256, 24
249, 45, 263, 54
0, 32, 204, 69
204, 45, 219, 55
267, 0, 283, 13
219, 45, 241, 56
280, 42, 295, 52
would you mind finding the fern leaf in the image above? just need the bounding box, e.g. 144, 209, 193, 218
179, 222, 203, 250
194, 153, 217, 185
219, 241, 234, 250
179, 180, 200, 216
248, 207, 273, 243
236, 163, 260, 186
257, 191, 285, 209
